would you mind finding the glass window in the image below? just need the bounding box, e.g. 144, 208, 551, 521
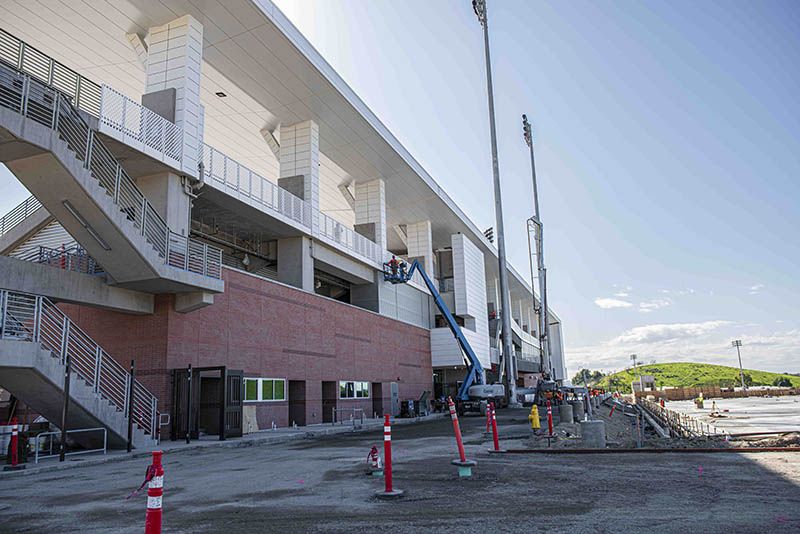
245, 378, 258, 401
244, 378, 286, 402
262, 379, 274, 401
340, 381, 369, 399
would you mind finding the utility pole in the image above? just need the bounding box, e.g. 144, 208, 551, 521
732, 340, 746, 389
630, 354, 639, 388
473, 0, 517, 406
523, 114, 552, 378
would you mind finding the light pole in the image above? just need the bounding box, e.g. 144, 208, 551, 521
732, 340, 746, 389
523, 114, 552, 378
630, 354, 639, 390
473, 0, 517, 406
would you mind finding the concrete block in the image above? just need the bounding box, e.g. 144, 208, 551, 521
580, 420, 606, 449
175, 291, 214, 313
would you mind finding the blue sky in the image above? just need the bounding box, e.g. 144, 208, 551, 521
2, 0, 798, 377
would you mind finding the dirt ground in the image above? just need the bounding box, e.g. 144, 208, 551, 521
1, 407, 799, 533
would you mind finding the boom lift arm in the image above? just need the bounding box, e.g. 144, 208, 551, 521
383, 258, 484, 401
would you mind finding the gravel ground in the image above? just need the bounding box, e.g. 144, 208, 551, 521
1, 407, 799, 533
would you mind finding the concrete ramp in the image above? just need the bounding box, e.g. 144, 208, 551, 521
0, 289, 158, 449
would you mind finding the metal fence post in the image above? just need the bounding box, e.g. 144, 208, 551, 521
114, 165, 121, 204
141, 199, 147, 236
94, 346, 102, 393
203, 244, 208, 277
20, 75, 29, 116
59, 346, 72, 462
60, 316, 70, 364
0, 290, 7, 339
33, 295, 41, 342
51, 92, 60, 131
151, 397, 158, 438
84, 130, 94, 170
127, 360, 135, 453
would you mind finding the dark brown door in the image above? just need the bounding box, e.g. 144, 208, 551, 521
224, 370, 243, 438
288, 380, 306, 426
322, 381, 337, 423
371, 382, 383, 418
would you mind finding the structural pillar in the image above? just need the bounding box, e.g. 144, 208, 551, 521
277, 236, 314, 291
279, 121, 320, 236
143, 15, 204, 176
354, 179, 386, 252
406, 220, 433, 273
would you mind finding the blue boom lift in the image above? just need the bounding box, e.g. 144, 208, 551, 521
383, 257, 505, 414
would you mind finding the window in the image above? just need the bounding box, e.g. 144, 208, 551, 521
243, 378, 286, 402
339, 380, 369, 399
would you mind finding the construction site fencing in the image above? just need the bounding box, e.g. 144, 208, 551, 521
202, 143, 309, 227
0, 59, 223, 280
0, 195, 42, 237
0, 288, 158, 439
637, 398, 722, 438
331, 407, 366, 426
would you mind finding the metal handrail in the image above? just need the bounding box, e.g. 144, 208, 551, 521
201, 143, 309, 227
319, 211, 381, 264
331, 407, 366, 426
0, 28, 101, 117
0, 288, 158, 439
0, 59, 223, 280
20, 245, 104, 275
34, 427, 107, 463
0, 195, 42, 237
99, 84, 183, 169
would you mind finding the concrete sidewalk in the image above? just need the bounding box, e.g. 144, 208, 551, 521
0, 413, 447, 478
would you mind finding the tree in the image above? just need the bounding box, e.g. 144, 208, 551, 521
572, 369, 606, 386
773, 377, 792, 387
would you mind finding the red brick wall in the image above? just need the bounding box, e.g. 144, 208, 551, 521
59, 268, 432, 436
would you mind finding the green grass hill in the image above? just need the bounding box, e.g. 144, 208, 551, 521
596, 362, 800, 393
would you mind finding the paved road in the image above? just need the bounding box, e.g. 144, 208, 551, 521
1, 408, 799, 533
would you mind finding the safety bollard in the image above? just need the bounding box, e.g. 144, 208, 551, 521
488, 403, 505, 453
145, 451, 164, 534
3, 417, 25, 471
447, 397, 477, 476
375, 415, 403, 499
547, 401, 554, 437
485, 404, 491, 434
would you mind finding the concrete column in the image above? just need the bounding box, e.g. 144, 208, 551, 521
486, 277, 499, 316
512, 299, 523, 329
136, 171, 190, 235
354, 179, 386, 252
524, 306, 532, 335
279, 120, 320, 236
277, 236, 313, 291
406, 220, 433, 273
144, 15, 203, 176
580, 420, 606, 449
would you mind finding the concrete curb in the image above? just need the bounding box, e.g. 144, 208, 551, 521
0, 413, 448, 478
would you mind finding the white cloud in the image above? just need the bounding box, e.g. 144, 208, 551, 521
594, 297, 633, 309
610, 320, 732, 344
565, 322, 800, 377
613, 291, 629, 297
749, 283, 765, 295
638, 298, 672, 313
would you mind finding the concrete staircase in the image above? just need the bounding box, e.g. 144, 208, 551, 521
0, 59, 224, 295
0, 288, 157, 449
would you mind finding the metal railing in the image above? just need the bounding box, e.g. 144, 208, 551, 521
319, 212, 382, 265
99, 85, 183, 170
202, 143, 309, 227
0, 288, 158, 439
331, 407, 366, 427
0, 195, 42, 237
34, 427, 107, 463
637, 398, 722, 438
19, 245, 104, 275
0, 59, 223, 280
0, 28, 101, 117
